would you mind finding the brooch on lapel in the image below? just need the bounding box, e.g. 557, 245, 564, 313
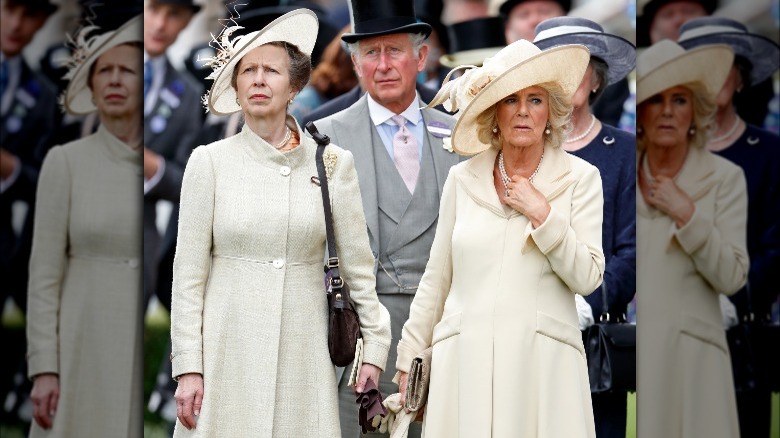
323, 149, 337, 179
427, 121, 454, 153
150, 80, 186, 134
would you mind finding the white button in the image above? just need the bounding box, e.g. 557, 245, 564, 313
273, 259, 285, 269
128, 259, 139, 268
280, 166, 291, 176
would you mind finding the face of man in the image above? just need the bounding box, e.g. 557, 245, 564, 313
351, 33, 428, 114
504, 0, 565, 43
649, 1, 708, 43
1, 1, 50, 58
143, 0, 193, 57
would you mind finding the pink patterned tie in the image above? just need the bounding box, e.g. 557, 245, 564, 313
391, 115, 420, 193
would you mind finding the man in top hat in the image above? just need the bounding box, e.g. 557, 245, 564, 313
312, 0, 461, 436
0, 0, 59, 420
499, 0, 570, 43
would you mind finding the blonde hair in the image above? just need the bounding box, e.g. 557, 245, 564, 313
476, 81, 572, 151
636, 81, 716, 151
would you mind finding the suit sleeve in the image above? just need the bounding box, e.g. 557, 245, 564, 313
330, 147, 391, 370
395, 167, 457, 373
531, 163, 606, 295
674, 164, 749, 295
170, 146, 214, 378
26, 146, 70, 378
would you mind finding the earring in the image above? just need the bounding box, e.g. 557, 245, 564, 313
689, 126, 696, 135
288, 97, 294, 105
492, 126, 498, 134
637, 126, 643, 135
236, 98, 240, 105
544, 122, 551, 135
591, 88, 598, 93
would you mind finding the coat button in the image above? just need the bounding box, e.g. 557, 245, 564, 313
280, 166, 291, 176
273, 259, 285, 269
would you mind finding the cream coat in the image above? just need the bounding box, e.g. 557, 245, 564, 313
26, 126, 143, 438
636, 146, 747, 438
396, 146, 605, 437
170, 120, 391, 437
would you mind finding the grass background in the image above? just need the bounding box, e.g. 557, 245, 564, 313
1, 305, 778, 437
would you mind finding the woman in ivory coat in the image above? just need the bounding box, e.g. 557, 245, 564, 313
26, 16, 143, 437
169, 10, 390, 437
635, 40, 748, 438
395, 39, 605, 437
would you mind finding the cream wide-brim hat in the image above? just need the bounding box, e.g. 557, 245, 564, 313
62, 15, 143, 115
206, 8, 318, 115
432, 39, 589, 155
440, 47, 503, 69
636, 39, 733, 104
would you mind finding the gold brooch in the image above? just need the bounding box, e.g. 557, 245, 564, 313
323, 150, 337, 179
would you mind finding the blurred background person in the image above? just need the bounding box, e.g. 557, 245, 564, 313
635, 39, 747, 438
678, 16, 780, 438
26, 14, 143, 437
0, 0, 59, 426
534, 16, 637, 438
439, 16, 506, 69
499, 0, 570, 42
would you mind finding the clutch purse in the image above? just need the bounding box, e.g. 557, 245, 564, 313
404, 347, 433, 412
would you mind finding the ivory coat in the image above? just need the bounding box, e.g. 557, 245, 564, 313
170, 120, 391, 437
26, 125, 143, 437
396, 146, 605, 437
636, 146, 747, 438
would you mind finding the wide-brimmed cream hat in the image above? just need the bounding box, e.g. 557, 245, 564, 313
428, 39, 589, 155
61, 15, 142, 115
204, 9, 318, 115
636, 39, 733, 104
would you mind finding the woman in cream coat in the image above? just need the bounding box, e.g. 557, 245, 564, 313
635, 40, 747, 438
26, 17, 143, 437
395, 40, 605, 437
170, 10, 390, 437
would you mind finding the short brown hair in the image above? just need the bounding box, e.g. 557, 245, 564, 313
230, 41, 312, 94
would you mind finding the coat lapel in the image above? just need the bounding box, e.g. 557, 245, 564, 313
331, 96, 380, 246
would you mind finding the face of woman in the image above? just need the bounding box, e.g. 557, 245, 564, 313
714, 64, 742, 109
495, 85, 549, 149
571, 64, 595, 110
91, 44, 142, 119
638, 85, 695, 149
235, 44, 295, 120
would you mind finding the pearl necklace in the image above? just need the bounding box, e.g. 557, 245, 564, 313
708, 115, 741, 143
498, 149, 543, 196
271, 126, 292, 150
564, 114, 596, 143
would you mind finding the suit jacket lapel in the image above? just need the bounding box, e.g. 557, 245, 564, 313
144, 59, 176, 143
331, 96, 380, 246
423, 108, 460, 197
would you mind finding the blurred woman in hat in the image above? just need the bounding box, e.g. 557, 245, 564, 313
678, 16, 780, 438
26, 15, 143, 437
635, 39, 747, 438
533, 16, 637, 438
169, 9, 390, 436
395, 39, 603, 436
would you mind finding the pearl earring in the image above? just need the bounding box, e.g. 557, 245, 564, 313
544, 122, 551, 135
492, 126, 498, 133
689, 127, 696, 135
236, 98, 240, 105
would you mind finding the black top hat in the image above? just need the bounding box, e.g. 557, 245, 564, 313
13, 0, 58, 15
154, 0, 201, 14
81, 0, 143, 31
499, 0, 571, 18
439, 17, 506, 68
341, 0, 432, 44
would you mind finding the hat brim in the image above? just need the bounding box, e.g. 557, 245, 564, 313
341, 22, 432, 44
678, 33, 779, 85
636, 44, 733, 104
452, 44, 590, 155
63, 15, 143, 115
208, 9, 318, 115
439, 47, 503, 68
534, 32, 636, 84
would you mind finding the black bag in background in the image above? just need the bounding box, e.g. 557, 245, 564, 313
307, 122, 362, 367
583, 281, 636, 393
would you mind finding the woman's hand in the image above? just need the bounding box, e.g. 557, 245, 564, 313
397, 371, 409, 408
30, 373, 59, 429
354, 363, 382, 394
646, 174, 695, 227
503, 175, 551, 228
174, 373, 204, 430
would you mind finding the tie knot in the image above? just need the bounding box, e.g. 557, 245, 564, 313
391, 115, 406, 127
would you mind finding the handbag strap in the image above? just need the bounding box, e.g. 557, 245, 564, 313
599, 279, 610, 323
305, 122, 345, 292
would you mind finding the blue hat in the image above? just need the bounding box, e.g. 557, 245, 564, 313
533, 16, 636, 85
677, 17, 779, 85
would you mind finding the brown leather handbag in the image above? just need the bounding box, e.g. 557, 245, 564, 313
307, 122, 362, 367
